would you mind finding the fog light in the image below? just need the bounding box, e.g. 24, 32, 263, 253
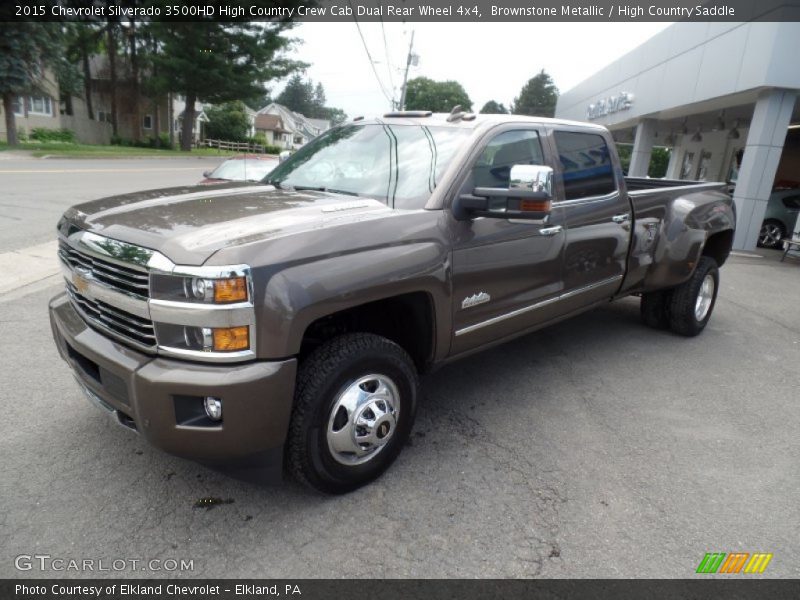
204, 396, 222, 421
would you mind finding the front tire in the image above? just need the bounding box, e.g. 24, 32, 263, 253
668, 256, 719, 337
286, 333, 418, 494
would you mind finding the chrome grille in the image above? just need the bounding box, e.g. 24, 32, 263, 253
58, 240, 149, 298
66, 281, 156, 349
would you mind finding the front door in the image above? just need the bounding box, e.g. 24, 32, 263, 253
449, 127, 566, 356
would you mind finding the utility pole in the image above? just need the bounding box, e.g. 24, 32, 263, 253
398, 30, 415, 111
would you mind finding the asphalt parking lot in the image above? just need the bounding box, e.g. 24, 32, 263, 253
1, 156, 799, 578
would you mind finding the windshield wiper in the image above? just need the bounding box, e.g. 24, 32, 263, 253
264, 179, 283, 189
292, 186, 360, 197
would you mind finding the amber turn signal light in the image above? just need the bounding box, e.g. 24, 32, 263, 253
212, 326, 250, 352
520, 199, 551, 213
213, 277, 247, 303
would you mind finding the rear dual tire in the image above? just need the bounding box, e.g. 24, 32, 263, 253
640, 256, 719, 337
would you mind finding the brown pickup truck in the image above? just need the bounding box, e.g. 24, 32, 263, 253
49, 111, 735, 493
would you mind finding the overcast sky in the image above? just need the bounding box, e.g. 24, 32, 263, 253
275, 22, 672, 117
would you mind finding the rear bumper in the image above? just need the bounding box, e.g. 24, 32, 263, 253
49, 292, 297, 472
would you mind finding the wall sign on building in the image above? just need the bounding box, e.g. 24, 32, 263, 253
586, 92, 634, 120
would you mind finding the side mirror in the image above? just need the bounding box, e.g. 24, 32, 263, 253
456, 164, 554, 220
202, 170, 211, 178
509, 164, 553, 196
279, 150, 292, 163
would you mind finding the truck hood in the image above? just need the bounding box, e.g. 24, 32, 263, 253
65, 183, 395, 265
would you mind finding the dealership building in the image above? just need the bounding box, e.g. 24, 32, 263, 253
555, 21, 800, 251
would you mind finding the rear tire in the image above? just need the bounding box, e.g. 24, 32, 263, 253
668, 256, 719, 337
640, 290, 671, 329
286, 333, 418, 494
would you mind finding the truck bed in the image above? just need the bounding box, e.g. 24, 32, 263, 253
620, 177, 734, 296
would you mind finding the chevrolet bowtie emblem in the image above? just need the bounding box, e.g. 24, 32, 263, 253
72, 268, 91, 295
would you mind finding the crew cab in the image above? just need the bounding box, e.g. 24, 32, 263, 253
49, 111, 735, 493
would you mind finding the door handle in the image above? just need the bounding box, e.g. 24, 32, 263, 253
538, 225, 563, 236
612, 213, 630, 223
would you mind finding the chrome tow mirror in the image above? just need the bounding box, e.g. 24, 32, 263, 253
456, 164, 554, 220
509, 164, 553, 197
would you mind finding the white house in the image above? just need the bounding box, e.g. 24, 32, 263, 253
256, 102, 330, 149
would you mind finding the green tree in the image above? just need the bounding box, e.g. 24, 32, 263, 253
276, 74, 315, 116
205, 101, 251, 142
0, 23, 61, 146
54, 25, 85, 118
404, 77, 472, 112
324, 107, 347, 126
150, 19, 305, 151
513, 69, 558, 117
648, 147, 671, 178
615, 144, 671, 177
480, 100, 508, 114
616, 144, 632, 173
242, 87, 272, 112
277, 74, 346, 124
63, 22, 103, 121
313, 82, 326, 110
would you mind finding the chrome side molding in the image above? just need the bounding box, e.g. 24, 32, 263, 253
454, 275, 623, 337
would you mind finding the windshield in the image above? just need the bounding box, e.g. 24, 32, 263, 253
265, 123, 471, 209
210, 159, 278, 182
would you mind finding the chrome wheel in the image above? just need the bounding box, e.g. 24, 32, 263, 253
326, 374, 400, 466
694, 274, 715, 321
759, 222, 783, 248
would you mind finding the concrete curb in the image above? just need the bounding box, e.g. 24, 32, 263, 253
0, 240, 60, 296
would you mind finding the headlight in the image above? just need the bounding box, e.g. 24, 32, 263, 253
151, 270, 250, 305
147, 263, 256, 361
181, 276, 247, 303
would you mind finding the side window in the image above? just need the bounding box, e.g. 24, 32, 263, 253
554, 131, 616, 200
471, 130, 544, 190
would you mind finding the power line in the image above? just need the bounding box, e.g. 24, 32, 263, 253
377, 0, 396, 107
347, 0, 394, 106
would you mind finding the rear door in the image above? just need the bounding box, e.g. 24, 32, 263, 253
551, 128, 631, 310
449, 126, 566, 356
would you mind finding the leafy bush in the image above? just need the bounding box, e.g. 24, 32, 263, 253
206, 101, 250, 142
30, 128, 76, 143
111, 133, 173, 149
616, 143, 670, 177
241, 135, 280, 155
